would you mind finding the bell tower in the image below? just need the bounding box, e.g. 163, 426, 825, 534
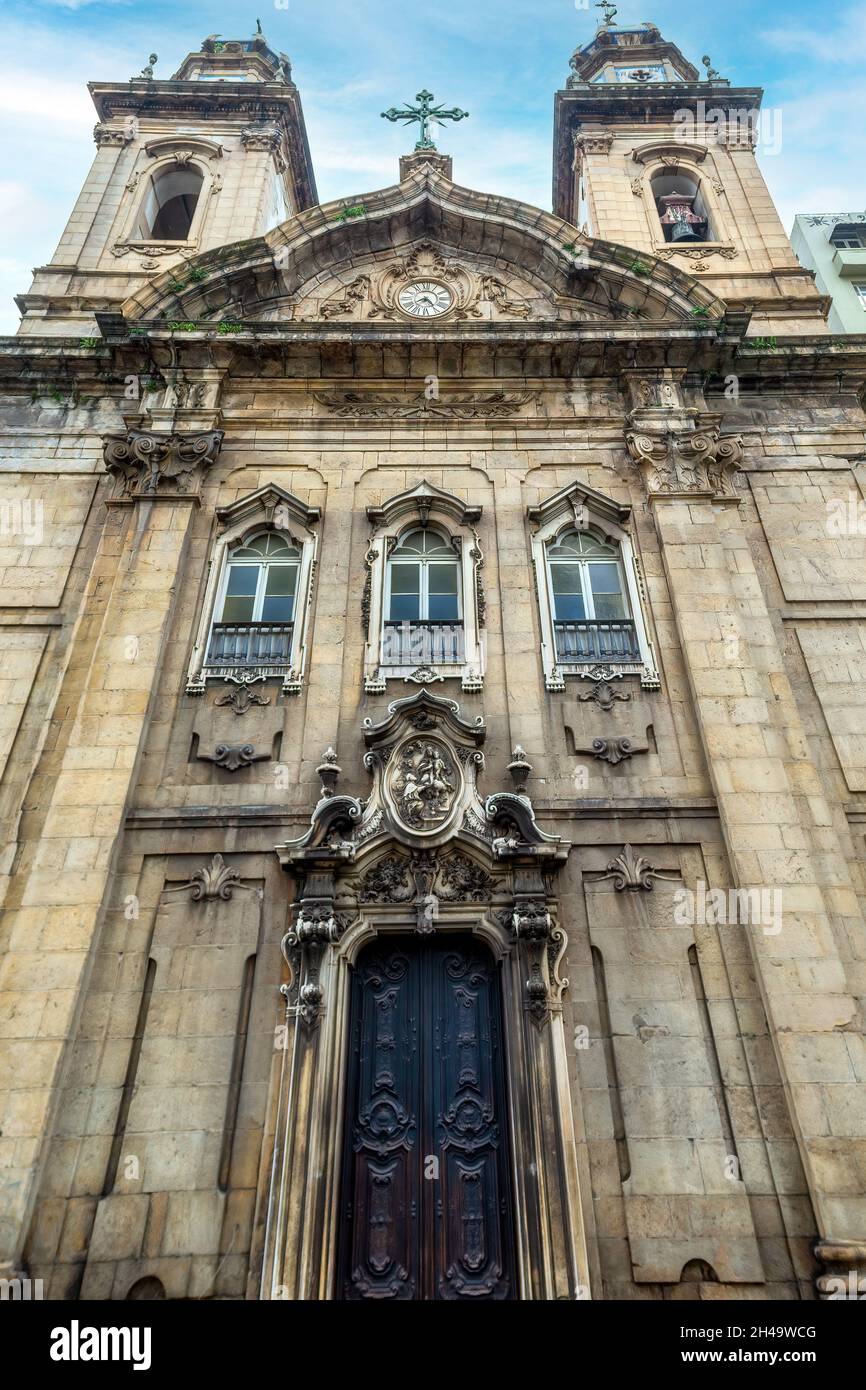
16, 30, 317, 336
553, 19, 829, 334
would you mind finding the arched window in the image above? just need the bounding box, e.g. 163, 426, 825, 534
545, 530, 639, 663
207, 531, 301, 670
134, 164, 204, 241
383, 527, 463, 666
650, 170, 710, 244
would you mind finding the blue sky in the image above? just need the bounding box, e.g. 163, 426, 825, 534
1, 0, 864, 333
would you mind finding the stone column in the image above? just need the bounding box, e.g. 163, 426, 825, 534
625, 386, 866, 1290
0, 428, 221, 1273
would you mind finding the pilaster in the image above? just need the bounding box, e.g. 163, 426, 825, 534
625, 392, 866, 1269
0, 428, 222, 1272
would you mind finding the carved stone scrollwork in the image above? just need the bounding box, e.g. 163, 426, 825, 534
592, 843, 675, 892
241, 124, 282, 154
314, 240, 535, 324
282, 902, 349, 1027
214, 673, 270, 716
511, 898, 563, 1029
169, 853, 250, 902
579, 679, 630, 712
313, 389, 537, 420
197, 743, 270, 772
626, 428, 743, 498
103, 429, 223, 501
590, 736, 634, 766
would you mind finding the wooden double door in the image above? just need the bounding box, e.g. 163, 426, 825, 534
337, 934, 517, 1300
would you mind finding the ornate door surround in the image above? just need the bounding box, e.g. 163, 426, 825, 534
261, 689, 591, 1300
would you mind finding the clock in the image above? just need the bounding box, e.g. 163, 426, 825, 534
397, 280, 454, 318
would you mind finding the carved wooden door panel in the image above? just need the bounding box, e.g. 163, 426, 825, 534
338, 935, 516, 1300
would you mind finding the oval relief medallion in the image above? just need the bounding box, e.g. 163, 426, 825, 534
386, 737, 462, 835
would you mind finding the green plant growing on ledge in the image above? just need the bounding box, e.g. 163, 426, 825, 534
217, 321, 244, 334
748, 336, 778, 348
166, 321, 198, 332
627, 260, 651, 277
334, 204, 367, 223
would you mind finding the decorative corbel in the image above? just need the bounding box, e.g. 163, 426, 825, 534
281, 901, 348, 1027
103, 429, 223, 502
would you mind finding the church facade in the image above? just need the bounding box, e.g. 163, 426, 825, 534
1, 22, 865, 1301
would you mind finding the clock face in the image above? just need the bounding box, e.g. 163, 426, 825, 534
397, 280, 454, 318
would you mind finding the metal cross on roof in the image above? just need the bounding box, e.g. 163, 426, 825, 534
595, 0, 618, 26
381, 90, 469, 152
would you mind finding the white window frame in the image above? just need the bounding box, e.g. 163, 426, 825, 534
214, 531, 301, 620
528, 482, 660, 692
364, 482, 484, 693
384, 528, 463, 620
186, 485, 320, 696
545, 536, 631, 627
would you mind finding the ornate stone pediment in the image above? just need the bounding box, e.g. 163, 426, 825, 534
306, 240, 538, 323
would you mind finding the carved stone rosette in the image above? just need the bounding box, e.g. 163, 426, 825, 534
103, 429, 223, 502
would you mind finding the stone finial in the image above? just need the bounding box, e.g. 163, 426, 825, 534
317, 747, 341, 798
507, 746, 533, 794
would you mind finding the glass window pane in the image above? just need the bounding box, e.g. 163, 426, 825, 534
550, 564, 586, 620
428, 591, 460, 621
220, 565, 257, 622
589, 563, 627, 618
428, 564, 458, 594
389, 594, 421, 621
390, 563, 420, 594
261, 564, 298, 622
392, 530, 425, 556
550, 563, 583, 593
421, 531, 454, 556
221, 595, 256, 622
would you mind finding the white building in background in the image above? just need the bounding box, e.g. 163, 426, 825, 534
790, 213, 866, 334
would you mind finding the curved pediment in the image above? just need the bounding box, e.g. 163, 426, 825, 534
122, 163, 726, 328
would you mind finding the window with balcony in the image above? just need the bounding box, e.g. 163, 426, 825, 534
207, 532, 299, 671
527, 480, 660, 692
363, 481, 485, 693
383, 528, 464, 668
185, 484, 320, 696
854, 283, 866, 309
546, 530, 640, 665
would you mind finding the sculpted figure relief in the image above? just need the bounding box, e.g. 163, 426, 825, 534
390, 739, 457, 829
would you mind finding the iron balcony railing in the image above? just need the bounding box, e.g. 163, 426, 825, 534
382, 619, 465, 666
206, 621, 294, 668
553, 619, 640, 663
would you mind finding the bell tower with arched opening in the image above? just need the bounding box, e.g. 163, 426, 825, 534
553, 19, 829, 335
16, 31, 317, 337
